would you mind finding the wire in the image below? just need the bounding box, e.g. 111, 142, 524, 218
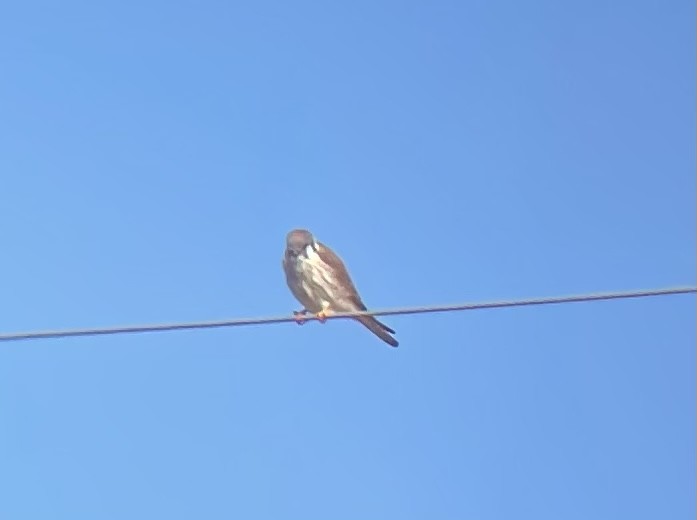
0, 286, 693, 344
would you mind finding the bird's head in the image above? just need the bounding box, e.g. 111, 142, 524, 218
286, 229, 318, 257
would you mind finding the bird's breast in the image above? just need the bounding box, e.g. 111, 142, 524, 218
293, 248, 340, 307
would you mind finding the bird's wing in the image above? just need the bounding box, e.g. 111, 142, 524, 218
315, 241, 367, 310
315, 241, 398, 347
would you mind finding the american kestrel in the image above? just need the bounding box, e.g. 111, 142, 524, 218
282, 229, 398, 348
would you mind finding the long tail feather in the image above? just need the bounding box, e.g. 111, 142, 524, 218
355, 316, 399, 348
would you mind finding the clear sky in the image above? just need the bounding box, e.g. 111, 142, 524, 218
0, 1, 694, 519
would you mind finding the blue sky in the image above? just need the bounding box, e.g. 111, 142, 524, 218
0, 0, 694, 518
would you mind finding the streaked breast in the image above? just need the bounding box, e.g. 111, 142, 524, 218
296, 246, 341, 307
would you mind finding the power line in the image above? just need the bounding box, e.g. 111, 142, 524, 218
0, 286, 693, 344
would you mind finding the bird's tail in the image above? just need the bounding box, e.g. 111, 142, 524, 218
355, 316, 399, 348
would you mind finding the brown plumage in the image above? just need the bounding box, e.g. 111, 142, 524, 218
282, 229, 398, 348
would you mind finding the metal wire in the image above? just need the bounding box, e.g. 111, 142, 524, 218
0, 286, 693, 344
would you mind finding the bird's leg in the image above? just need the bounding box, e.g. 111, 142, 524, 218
315, 308, 331, 323
293, 309, 308, 325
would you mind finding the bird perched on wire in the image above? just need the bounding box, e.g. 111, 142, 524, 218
282, 228, 398, 348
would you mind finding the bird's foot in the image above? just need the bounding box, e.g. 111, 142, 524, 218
315, 310, 331, 323
293, 310, 308, 325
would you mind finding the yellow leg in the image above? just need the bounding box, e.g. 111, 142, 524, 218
316, 308, 332, 323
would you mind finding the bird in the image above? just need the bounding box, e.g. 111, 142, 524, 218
282, 228, 398, 348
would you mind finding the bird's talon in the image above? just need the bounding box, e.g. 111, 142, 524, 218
293, 310, 307, 325
316, 310, 330, 323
